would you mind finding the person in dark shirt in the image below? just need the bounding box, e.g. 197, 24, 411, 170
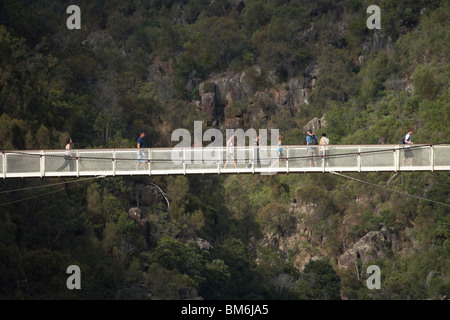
136, 131, 147, 170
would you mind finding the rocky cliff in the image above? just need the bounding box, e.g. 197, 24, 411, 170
194, 62, 318, 129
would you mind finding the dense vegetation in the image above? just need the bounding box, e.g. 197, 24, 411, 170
0, 0, 449, 299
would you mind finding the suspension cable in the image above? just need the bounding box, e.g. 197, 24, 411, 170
0, 175, 106, 194
329, 171, 450, 207
0, 175, 106, 206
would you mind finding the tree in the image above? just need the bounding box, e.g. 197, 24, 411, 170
36, 125, 51, 149
257, 203, 295, 237
214, 237, 258, 298
200, 259, 232, 299
196, 16, 246, 71
0, 244, 23, 298
145, 263, 196, 299
20, 248, 74, 298
296, 259, 341, 300
310, 45, 358, 107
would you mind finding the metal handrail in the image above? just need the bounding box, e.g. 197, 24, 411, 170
1, 144, 449, 178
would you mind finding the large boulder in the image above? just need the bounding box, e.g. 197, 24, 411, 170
207, 72, 248, 105
338, 231, 387, 269
195, 238, 213, 251
128, 207, 147, 227
201, 92, 217, 122
81, 30, 113, 48
128, 207, 151, 247
196, 64, 319, 128
303, 117, 321, 133
147, 57, 173, 82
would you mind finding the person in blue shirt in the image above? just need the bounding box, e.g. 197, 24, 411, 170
306, 129, 318, 167
136, 131, 147, 170
270, 135, 284, 168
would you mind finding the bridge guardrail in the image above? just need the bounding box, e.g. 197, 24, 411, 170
1, 144, 449, 178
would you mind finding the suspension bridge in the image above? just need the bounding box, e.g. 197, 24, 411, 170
1, 144, 449, 179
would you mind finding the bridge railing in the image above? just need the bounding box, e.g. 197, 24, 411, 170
1, 144, 449, 178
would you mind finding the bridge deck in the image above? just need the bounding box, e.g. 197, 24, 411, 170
1, 144, 449, 178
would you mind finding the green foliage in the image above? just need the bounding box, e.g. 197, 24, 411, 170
309, 45, 358, 107
0, 243, 23, 298
414, 68, 437, 100
240, 0, 272, 35
213, 237, 259, 298
0, 0, 449, 301
200, 259, 232, 299
258, 203, 295, 236
145, 262, 196, 299
295, 259, 341, 300
20, 248, 74, 298
0, 114, 27, 149
359, 51, 394, 100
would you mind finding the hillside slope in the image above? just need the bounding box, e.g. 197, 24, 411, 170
0, 0, 448, 300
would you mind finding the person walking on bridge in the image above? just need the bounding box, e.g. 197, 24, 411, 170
57, 137, 75, 172
224, 135, 237, 169
306, 129, 318, 167
136, 131, 147, 170
402, 129, 414, 166
319, 133, 330, 167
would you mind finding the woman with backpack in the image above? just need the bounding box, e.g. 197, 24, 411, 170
306, 129, 318, 167
402, 129, 414, 166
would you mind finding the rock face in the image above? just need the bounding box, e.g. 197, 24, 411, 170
196, 64, 319, 128
302, 116, 327, 133
147, 58, 173, 82
358, 30, 393, 66
200, 72, 251, 106
201, 92, 218, 124
303, 117, 321, 133
128, 207, 151, 247
81, 30, 113, 48
338, 226, 406, 270
198, 81, 223, 127
195, 238, 213, 251
128, 207, 148, 229
338, 231, 387, 269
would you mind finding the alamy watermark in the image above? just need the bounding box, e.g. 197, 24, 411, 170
366, 265, 381, 290
66, 265, 81, 290
66, 4, 381, 31
366, 5, 381, 30
171, 121, 281, 174
66, 5, 81, 30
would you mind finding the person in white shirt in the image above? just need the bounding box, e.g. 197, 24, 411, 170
57, 137, 75, 171
224, 135, 237, 169
319, 133, 330, 167
402, 129, 414, 166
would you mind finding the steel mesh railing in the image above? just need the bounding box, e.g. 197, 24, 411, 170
1, 144, 449, 178
433, 145, 450, 167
